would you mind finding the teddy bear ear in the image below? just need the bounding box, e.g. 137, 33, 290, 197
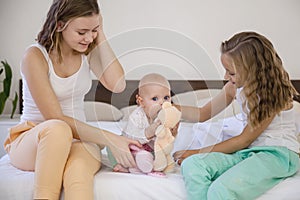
162, 102, 172, 109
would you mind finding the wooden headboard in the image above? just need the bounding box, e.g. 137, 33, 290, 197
19, 79, 300, 113
83, 80, 228, 109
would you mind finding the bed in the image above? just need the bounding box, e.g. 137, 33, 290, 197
1, 79, 300, 200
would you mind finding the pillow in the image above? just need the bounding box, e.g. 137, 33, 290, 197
84, 101, 123, 121
120, 105, 137, 121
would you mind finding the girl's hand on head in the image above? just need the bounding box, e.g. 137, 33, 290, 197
98, 14, 103, 31
107, 134, 142, 168
173, 149, 199, 165
95, 14, 105, 45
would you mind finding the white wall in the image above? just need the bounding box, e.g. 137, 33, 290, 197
0, 0, 300, 113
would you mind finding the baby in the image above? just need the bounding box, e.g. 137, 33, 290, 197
107, 73, 178, 174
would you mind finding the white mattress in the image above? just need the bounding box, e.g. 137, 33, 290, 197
0, 120, 300, 200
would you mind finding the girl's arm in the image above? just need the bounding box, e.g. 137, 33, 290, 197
173, 114, 275, 164
21, 47, 140, 168
88, 27, 126, 93
174, 81, 236, 122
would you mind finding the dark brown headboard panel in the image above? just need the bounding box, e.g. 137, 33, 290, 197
19, 79, 300, 113
84, 80, 228, 109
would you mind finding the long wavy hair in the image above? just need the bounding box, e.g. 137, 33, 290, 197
221, 31, 298, 128
37, 0, 99, 62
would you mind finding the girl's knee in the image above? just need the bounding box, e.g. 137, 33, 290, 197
181, 155, 204, 177
44, 119, 71, 131
40, 119, 73, 142
181, 154, 209, 169
181, 153, 217, 181
181, 156, 195, 173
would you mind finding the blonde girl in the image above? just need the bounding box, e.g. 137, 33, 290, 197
174, 31, 299, 200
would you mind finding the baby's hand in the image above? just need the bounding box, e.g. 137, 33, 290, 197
145, 120, 161, 140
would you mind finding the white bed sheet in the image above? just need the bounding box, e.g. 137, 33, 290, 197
0, 120, 300, 200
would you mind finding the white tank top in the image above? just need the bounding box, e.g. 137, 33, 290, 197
236, 87, 299, 153
20, 44, 92, 123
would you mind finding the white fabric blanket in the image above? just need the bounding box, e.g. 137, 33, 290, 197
192, 114, 245, 148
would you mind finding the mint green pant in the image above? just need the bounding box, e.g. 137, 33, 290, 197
107, 147, 118, 168
181, 146, 299, 200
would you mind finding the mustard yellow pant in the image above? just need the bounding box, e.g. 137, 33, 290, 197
4, 119, 101, 200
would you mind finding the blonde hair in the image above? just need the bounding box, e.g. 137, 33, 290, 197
221, 31, 298, 128
37, 0, 99, 63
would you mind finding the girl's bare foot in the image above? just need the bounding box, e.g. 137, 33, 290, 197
113, 163, 129, 173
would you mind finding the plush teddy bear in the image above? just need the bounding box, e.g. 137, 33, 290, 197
128, 102, 181, 176
152, 102, 182, 173
129, 102, 181, 177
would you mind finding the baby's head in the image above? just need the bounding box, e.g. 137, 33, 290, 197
136, 73, 171, 121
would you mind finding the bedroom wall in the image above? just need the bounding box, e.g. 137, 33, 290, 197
0, 0, 299, 114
